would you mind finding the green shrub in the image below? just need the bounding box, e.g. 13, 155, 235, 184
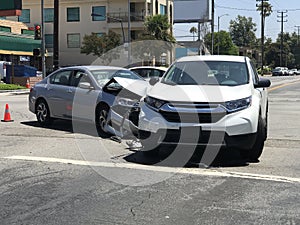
0, 83, 26, 90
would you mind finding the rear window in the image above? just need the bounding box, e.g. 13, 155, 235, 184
162, 61, 249, 86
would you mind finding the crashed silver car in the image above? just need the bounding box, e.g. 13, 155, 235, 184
29, 66, 148, 136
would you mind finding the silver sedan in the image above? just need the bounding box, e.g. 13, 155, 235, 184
29, 65, 148, 137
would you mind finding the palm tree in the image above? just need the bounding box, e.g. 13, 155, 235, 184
190, 26, 198, 41
256, 2, 272, 27
144, 14, 175, 42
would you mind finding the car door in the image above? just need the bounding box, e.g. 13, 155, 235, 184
70, 70, 98, 122
47, 69, 74, 118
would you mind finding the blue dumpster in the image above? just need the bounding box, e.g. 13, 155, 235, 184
6, 65, 37, 83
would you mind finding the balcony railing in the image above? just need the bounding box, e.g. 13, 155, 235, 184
107, 12, 144, 23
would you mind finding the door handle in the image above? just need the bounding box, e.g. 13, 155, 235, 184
67, 88, 73, 93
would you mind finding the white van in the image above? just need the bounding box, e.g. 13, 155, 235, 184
0, 61, 11, 81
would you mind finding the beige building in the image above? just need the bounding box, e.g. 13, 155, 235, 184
8, 0, 173, 68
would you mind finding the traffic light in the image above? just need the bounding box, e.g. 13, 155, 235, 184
34, 24, 41, 40
33, 48, 40, 56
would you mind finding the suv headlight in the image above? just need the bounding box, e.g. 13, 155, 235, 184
224, 96, 252, 113
144, 96, 166, 110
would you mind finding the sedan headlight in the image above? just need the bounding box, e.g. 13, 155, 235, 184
116, 97, 138, 107
224, 96, 252, 113
144, 96, 167, 110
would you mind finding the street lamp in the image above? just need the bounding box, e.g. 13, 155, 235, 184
91, 13, 125, 44
217, 14, 228, 55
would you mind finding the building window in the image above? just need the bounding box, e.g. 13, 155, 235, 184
160, 4, 166, 15
44, 8, 54, 23
45, 34, 54, 48
18, 9, 30, 23
92, 6, 106, 21
67, 33, 80, 48
67, 7, 80, 22
94, 32, 105, 37
0, 26, 11, 32
131, 30, 137, 40
155, 0, 158, 14
21, 29, 34, 35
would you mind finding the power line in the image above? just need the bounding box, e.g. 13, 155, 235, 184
216, 4, 300, 12
215, 4, 256, 11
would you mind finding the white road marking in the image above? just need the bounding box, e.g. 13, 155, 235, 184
3, 155, 300, 184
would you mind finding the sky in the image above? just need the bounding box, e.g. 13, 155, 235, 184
174, 0, 300, 42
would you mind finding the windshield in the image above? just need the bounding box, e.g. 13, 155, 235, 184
162, 61, 249, 86
90, 69, 143, 87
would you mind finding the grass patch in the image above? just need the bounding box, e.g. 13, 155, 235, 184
0, 83, 26, 90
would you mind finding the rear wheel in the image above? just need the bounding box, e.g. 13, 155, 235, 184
36, 99, 52, 126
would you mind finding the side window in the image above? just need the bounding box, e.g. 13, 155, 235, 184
150, 69, 163, 77
49, 70, 72, 86
70, 70, 92, 87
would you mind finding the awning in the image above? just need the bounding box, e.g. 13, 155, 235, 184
0, 33, 41, 56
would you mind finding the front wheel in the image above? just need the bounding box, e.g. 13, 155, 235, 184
36, 99, 52, 126
96, 104, 110, 137
241, 117, 266, 162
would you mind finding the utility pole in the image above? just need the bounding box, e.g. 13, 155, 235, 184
211, 0, 214, 55
41, 0, 46, 78
53, 0, 59, 71
277, 10, 287, 67
256, 0, 268, 76
295, 25, 300, 45
127, 0, 131, 66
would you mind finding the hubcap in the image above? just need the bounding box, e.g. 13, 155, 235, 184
37, 103, 47, 122
99, 109, 108, 131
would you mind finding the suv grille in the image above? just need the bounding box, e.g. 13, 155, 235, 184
159, 111, 226, 123
158, 102, 227, 123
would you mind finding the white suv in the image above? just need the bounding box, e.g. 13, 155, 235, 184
137, 55, 271, 161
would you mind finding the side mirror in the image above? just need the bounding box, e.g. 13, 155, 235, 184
254, 78, 271, 88
149, 77, 159, 86
79, 82, 94, 90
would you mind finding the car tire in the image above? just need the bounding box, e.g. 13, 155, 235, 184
241, 116, 266, 162
96, 104, 110, 137
36, 99, 52, 126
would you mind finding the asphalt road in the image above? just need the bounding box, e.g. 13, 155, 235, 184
0, 76, 299, 225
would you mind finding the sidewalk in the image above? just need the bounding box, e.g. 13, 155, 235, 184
0, 89, 30, 95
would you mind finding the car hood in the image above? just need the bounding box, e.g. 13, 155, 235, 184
112, 77, 149, 97
147, 82, 252, 102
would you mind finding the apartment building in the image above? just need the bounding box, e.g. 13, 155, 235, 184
8, 0, 173, 68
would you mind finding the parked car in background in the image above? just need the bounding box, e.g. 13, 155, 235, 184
272, 67, 288, 76
129, 66, 168, 80
138, 55, 271, 162
288, 68, 299, 75
29, 66, 148, 137
0, 61, 11, 81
